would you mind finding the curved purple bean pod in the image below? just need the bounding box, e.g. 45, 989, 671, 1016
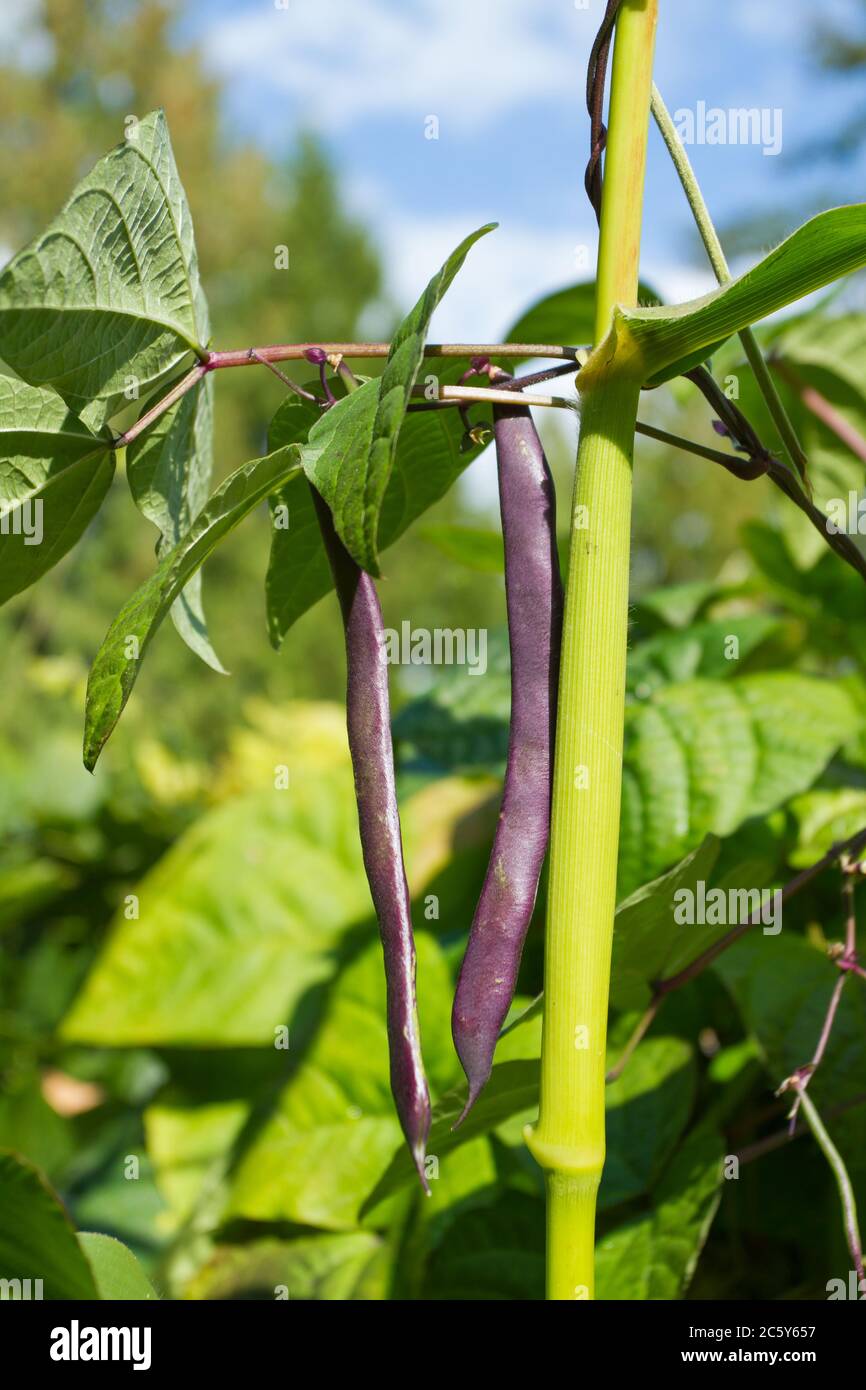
309, 483, 431, 1189
452, 390, 564, 1121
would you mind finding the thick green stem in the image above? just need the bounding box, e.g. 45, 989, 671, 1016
650, 83, 810, 490
524, 0, 657, 1300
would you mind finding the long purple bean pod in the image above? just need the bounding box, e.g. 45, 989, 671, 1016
452, 386, 563, 1120
309, 482, 431, 1188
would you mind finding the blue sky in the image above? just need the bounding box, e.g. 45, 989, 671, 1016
172, 0, 866, 339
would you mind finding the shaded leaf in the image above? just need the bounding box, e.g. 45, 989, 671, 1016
127, 372, 223, 670
225, 936, 455, 1231
595, 1128, 725, 1300
0, 1150, 98, 1300
714, 932, 866, 1112
0, 374, 113, 603
184, 1233, 389, 1301
83, 443, 301, 769
421, 1190, 545, 1300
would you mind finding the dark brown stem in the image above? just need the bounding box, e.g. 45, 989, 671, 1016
687, 366, 866, 588
635, 419, 769, 477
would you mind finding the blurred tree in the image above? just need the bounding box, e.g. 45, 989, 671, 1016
808, 3, 866, 160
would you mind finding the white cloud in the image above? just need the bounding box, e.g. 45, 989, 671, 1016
201, 0, 589, 132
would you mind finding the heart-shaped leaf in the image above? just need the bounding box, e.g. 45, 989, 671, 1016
0, 109, 209, 421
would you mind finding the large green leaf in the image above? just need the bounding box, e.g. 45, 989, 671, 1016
595, 1128, 725, 1300
0, 374, 102, 496
421, 1190, 545, 1300
714, 932, 866, 1113
77, 1233, 159, 1300
626, 615, 783, 697
0, 109, 209, 421
127, 373, 223, 670
505, 281, 597, 354
619, 673, 859, 898
611, 814, 786, 1010
579, 207, 866, 390
266, 361, 489, 643
61, 766, 372, 1046
83, 443, 301, 769
0, 374, 113, 602
0, 1150, 98, 1300
145, 1096, 249, 1232
396, 666, 859, 896
225, 936, 456, 1231
304, 225, 495, 573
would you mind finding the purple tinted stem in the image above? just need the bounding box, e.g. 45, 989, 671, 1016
452, 401, 564, 1119
308, 484, 431, 1187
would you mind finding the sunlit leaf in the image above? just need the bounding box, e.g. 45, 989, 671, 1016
304, 225, 495, 573
0, 110, 209, 420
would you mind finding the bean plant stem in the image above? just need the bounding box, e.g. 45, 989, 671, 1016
524, 0, 657, 1301
793, 1084, 865, 1284
205, 342, 578, 369
650, 84, 810, 489
112, 351, 581, 450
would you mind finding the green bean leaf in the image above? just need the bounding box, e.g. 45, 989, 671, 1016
0, 375, 112, 603
303, 224, 496, 574
579, 206, 866, 390
127, 373, 223, 671
0, 109, 209, 421
83, 443, 301, 769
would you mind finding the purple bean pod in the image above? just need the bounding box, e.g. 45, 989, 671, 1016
309, 483, 431, 1188
452, 393, 563, 1121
